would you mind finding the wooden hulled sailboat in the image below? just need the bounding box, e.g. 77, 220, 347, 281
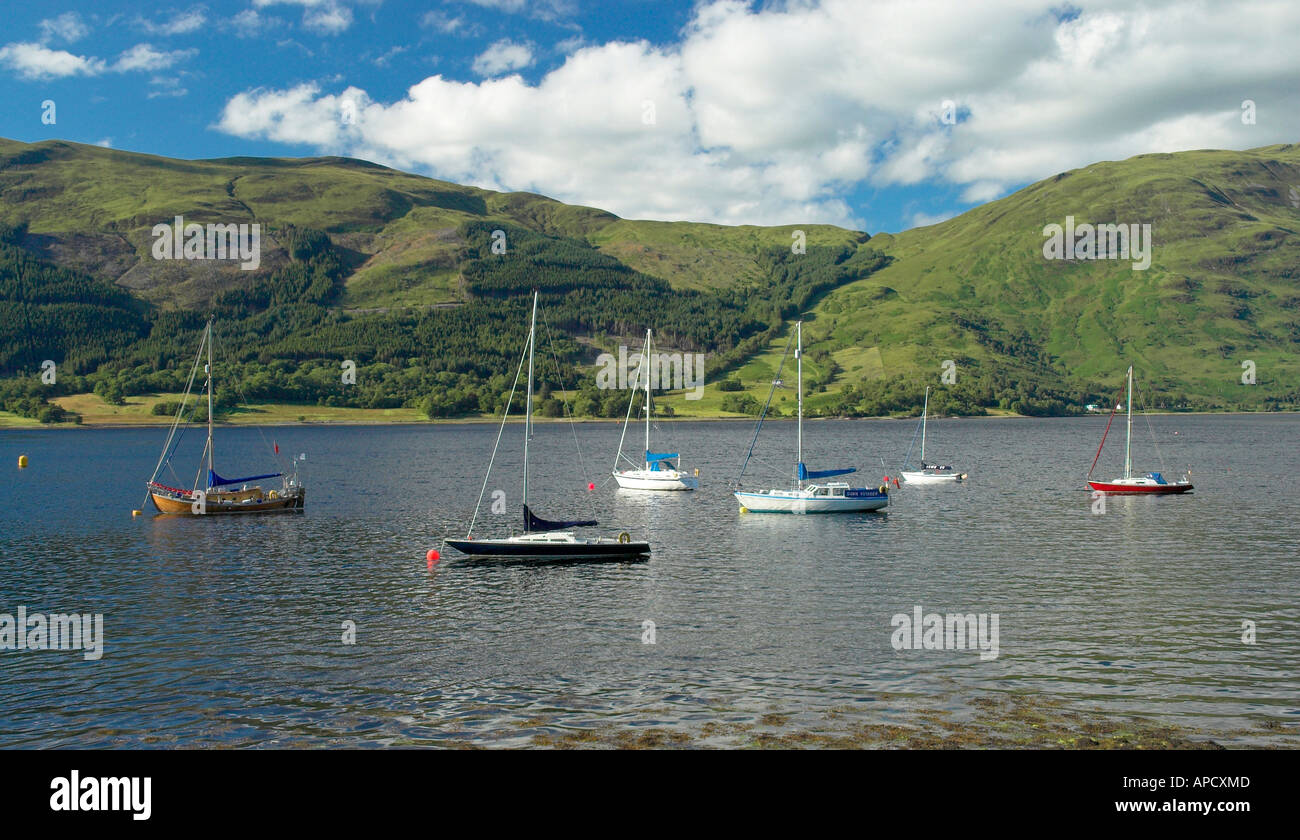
444, 292, 650, 560
733, 321, 888, 514
145, 320, 305, 515
612, 329, 698, 491
1086, 365, 1192, 495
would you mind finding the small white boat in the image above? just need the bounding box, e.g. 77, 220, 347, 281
900, 386, 967, 485
612, 328, 698, 491
735, 481, 890, 513
733, 321, 888, 514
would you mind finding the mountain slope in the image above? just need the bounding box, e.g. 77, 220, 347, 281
806, 143, 1300, 411
1, 136, 1297, 424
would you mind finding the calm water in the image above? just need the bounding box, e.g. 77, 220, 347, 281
1, 414, 1298, 747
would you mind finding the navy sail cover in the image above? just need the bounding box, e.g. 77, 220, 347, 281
797, 463, 856, 481
524, 504, 597, 533
208, 469, 282, 488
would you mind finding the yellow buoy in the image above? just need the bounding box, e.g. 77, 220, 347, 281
739, 506, 749, 514
132, 509, 142, 517
693, 467, 700, 477
17, 455, 28, 468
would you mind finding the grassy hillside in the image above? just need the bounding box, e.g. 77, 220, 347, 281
803, 144, 1300, 412
1, 136, 1296, 425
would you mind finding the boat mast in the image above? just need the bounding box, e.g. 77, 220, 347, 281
644, 329, 652, 467
523, 291, 537, 508
1124, 365, 1133, 479
796, 320, 803, 487
920, 385, 930, 465
206, 319, 214, 483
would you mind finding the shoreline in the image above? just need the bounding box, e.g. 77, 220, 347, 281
3, 407, 1296, 431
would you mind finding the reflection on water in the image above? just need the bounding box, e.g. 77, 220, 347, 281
1, 414, 1297, 746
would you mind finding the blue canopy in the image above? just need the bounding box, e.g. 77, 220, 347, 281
524, 504, 597, 533
208, 469, 282, 488
646, 451, 678, 471
797, 463, 856, 481
1147, 472, 1168, 485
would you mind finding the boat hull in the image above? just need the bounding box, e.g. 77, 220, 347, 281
1087, 480, 1192, 495
900, 470, 966, 485
734, 489, 888, 514
444, 536, 650, 560
149, 485, 306, 514
612, 470, 698, 491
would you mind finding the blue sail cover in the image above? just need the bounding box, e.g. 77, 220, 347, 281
797, 463, 856, 481
645, 451, 678, 471
208, 469, 282, 488
524, 504, 597, 533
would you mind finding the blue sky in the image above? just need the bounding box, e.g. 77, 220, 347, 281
1, 1, 1295, 234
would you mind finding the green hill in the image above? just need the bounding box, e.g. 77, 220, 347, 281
809, 144, 1300, 414
1, 136, 1296, 425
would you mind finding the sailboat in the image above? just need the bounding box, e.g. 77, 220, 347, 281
145, 319, 305, 514
611, 329, 698, 491
900, 385, 967, 485
733, 321, 889, 514
1086, 365, 1193, 495
444, 291, 651, 559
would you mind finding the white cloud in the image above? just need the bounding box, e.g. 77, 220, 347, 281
375, 45, 406, 66
421, 11, 478, 35
39, 12, 90, 43
256, 1, 353, 35
148, 75, 189, 98
114, 43, 196, 72
95, 138, 113, 148
216, 0, 1300, 228
464, 0, 576, 19
139, 7, 208, 36
0, 42, 105, 79
472, 39, 534, 77
227, 9, 283, 37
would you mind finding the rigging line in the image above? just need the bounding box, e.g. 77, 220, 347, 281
211, 325, 289, 476
467, 329, 530, 538
900, 410, 924, 472
145, 325, 205, 485
1136, 379, 1169, 473
1087, 396, 1121, 480
613, 372, 639, 473
538, 311, 596, 511
737, 326, 797, 484
142, 326, 207, 508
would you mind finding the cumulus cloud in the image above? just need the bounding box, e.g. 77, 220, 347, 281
472, 39, 534, 77
216, 0, 1300, 227
0, 43, 105, 79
